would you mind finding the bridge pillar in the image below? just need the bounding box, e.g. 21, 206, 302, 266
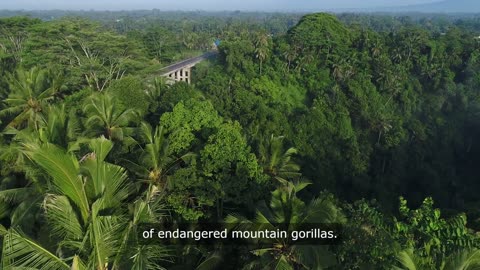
162, 66, 193, 84
180, 67, 191, 83
160, 51, 217, 84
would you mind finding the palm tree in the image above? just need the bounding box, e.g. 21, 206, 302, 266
0, 105, 81, 232
83, 93, 138, 140
392, 248, 480, 270
112, 184, 171, 270
36, 104, 80, 149
125, 122, 194, 189
282, 49, 295, 73
0, 181, 43, 236
371, 38, 383, 58
146, 77, 169, 101
1, 137, 170, 269
182, 32, 198, 51
1, 226, 71, 270
226, 182, 346, 269
392, 249, 431, 270
254, 31, 270, 75
0, 112, 72, 235
0, 67, 60, 130
441, 249, 480, 270
259, 134, 301, 186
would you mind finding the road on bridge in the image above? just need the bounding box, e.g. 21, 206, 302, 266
159, 51, 218, 75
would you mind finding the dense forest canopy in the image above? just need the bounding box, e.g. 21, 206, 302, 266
1, 10, 480, 269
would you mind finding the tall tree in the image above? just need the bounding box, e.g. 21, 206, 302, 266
0, 67, 61, 130
125, 122, 194, 189
1, 137, 170, 269
258, 134, 301, 186
83, 93, 138, 141
254, 31, 270, 75
227, 182, 346, 269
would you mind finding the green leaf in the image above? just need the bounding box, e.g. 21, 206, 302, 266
274, 255, 293, 270
25, 143, 90, 223
2, 228, 69, 270
43, 194, 83, 240
88, 136, 113, 162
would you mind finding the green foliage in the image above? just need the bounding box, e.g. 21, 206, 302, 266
154, 82, 204, 114
160, 99, 222, 154
0, 67, 61, 130
83, 93, 139, 141
1, 227, 70, 270
394, 197, 479, 266
392, 248, 480, 270
219, 39, 256, 75
3, 11, 480, 270
200, 121, 265, 206
288, 13, 351, 62
1, 138, 170, 269
340, 198, 480, 269
142, 26, 177, 63
107, 76, 149, 115
293, 94, 367, 192
250, 76, 306, 111
226, 182, 346, 269
259, 134, 301, 185
339, 200, 401, 269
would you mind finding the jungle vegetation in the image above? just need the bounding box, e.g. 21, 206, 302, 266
1, 10, 480, 269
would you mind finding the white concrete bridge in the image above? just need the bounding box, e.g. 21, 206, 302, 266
159, 51, 217, 84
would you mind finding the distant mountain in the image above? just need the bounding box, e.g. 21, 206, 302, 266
378, 0, 480, 13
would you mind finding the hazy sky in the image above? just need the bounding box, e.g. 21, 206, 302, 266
0, 0, 443, 11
